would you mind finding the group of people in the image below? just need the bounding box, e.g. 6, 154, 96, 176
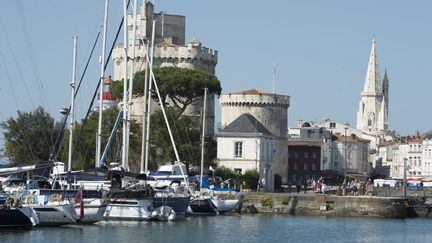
289, 177, 327, 194
340, 178, 373, 196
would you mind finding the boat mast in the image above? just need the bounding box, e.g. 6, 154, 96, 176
121, 0, 129, 170
200, 88, 207, 190
144, 19, 156, 173
68, 34, 78, 179
96, 0, 109, 168
140, 43, 149, 173
125, 0, 138, 171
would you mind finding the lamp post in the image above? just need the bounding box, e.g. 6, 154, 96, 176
403, 158, 407, 198
344, 123, 349, 181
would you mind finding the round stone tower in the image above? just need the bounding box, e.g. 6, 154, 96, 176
220, 89, 290, 183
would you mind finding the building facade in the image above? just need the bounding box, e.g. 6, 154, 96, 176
217, 114, 277, 191
220, 89, 290, 183
288, 141, 321, 184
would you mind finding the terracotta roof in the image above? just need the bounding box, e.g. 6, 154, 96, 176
333, 134, 370, 143
230, 89, 275, 95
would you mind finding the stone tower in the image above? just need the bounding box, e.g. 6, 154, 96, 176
356, 38, 389, 135
220, 89, 290, 183
111, 0, 218, 136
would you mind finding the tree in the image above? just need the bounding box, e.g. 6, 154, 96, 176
111, 67, 222, 115
57, 107, 141, 171
148, 107, 217, 171
1, 107, 57, 164
150, 67, 222, 114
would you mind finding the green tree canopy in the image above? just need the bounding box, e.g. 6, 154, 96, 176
111, 67, 222, 115
0, 107, 57, 164
57, 107, 141, 171
149, 67, 221, 113
148, 107, 217, 171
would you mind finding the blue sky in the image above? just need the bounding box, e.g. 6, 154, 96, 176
0, 0, 431, 149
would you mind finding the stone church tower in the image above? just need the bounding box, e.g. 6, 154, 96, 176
356, 38, 389, 135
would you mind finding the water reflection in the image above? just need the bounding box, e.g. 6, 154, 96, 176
1, 216, 432, 243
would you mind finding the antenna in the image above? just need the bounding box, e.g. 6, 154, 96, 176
272, 62, 276, 93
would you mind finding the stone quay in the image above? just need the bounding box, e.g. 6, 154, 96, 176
240, 192, 408, 218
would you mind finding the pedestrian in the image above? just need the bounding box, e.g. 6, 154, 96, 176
303, 180, 307, 194
341, 179, 347, 196
311, 178, 316, 191
321, 180, 326, 194
261, 177, 266, 191
296, 181, 301, 193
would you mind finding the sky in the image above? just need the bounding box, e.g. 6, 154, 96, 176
1, 0, 432, 150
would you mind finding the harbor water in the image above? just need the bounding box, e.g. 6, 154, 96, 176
2, 215, 432, 243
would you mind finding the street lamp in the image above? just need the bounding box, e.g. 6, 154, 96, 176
403, 158, 407, 198
344, 123, 349, 181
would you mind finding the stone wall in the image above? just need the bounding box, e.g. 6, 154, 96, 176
241, 193, 407, 218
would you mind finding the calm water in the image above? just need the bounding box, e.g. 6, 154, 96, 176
1, 215, 432, 243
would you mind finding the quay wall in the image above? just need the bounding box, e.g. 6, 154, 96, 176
240, 193, 408, 218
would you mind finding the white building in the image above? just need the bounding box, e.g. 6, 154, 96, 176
289, 121, 370, 176
217, 114, 277, 191
220, 89, 290, 184
330, 134, 370, 176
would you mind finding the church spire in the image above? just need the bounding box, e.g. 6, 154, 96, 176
356, 37, 388, 134
382, 68, 389, 103
362, 37, 381, 96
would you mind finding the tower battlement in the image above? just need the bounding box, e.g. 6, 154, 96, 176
221, 90, 290, 108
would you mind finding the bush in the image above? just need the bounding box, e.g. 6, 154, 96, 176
242, 170, 260, 190
214, 166, 237, 180
261, 197, 273, 207
214, 166, 241, 188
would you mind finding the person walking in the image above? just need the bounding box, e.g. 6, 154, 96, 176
341, 179, 347, 196
303, 180, 308, 194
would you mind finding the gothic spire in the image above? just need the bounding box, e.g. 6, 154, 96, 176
362, 37, 381, 95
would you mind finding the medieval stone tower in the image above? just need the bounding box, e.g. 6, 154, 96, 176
356, 38, 389, 135
220, 89, 290, 183
112, 1, 218, 135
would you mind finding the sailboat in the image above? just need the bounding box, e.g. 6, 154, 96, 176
190, 88, 242, 215
21, 33, 111, 225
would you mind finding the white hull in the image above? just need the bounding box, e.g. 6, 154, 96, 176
32, 204, 78, 226
104, 198, 153, 221
211, 199, 240, 213
74, 199, 107, 224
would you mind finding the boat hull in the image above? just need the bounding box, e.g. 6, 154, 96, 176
153, 195, 190, 216
189, 198, 218, 215
104, 189, 154, 221
211, 199, 240, 214
0, 207, 35, 228
32, 204, 78, 226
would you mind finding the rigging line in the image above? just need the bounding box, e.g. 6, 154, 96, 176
0, 43, 38, 164
15, 0, 54, 154
0, 18, 35, 110
51, 30, 102, 161
16, 0, 49, 110
0, 50, 21, 110
72, 0, 131, 158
